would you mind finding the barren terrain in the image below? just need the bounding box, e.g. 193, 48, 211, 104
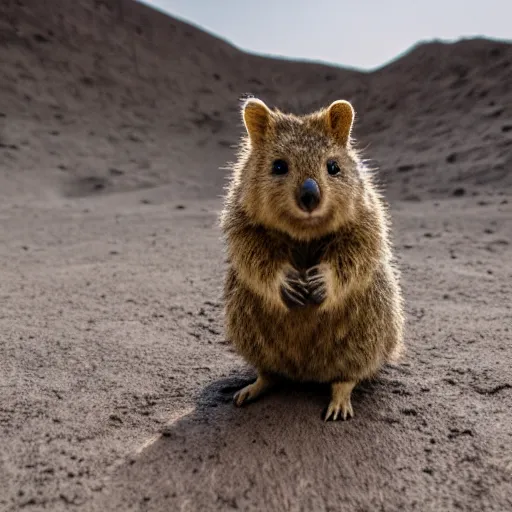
0, 1, 511, 510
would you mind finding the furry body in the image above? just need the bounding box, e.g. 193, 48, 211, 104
219, 98, 404, 420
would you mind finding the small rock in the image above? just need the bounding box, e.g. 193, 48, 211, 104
452, 187, 465, 197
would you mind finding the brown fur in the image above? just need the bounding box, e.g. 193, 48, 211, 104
219, 97, 405, 420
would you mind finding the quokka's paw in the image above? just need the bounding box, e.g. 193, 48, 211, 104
233, 375, 273, 407
322, 381, 357, 422
233, 384, 260, 407
280, 267, 309, 309
322, 397, 354, 421
305, 265, 327, 305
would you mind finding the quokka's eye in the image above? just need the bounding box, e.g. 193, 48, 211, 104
272, 159, 289, 175
326, 159, 340, 176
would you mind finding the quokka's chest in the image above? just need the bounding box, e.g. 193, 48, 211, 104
285, 237, 335, 280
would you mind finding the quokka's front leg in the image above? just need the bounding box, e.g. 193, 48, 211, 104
305, 265, 328, 305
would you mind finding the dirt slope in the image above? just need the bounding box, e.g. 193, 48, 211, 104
0, 1, 511, 511
1, 0, 511, 202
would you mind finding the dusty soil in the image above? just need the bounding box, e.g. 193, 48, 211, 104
0, 1, 511, 511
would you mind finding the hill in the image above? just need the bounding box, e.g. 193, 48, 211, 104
1, 0, 511, 202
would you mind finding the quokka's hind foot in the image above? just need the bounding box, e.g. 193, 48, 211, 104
323, 380, 356, 421
233, 373, 275, 407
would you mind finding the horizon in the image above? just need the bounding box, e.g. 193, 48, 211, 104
138, 0, 512, 70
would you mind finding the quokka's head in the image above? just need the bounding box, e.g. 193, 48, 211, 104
234, 98, 368, 241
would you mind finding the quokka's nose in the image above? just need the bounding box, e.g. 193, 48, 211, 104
298, 178, 321, 212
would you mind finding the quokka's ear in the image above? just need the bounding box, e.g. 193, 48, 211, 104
242, 98, 272, 144
325, 100, 355, 146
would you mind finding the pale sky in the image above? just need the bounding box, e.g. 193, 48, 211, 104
138, 0, 511, 70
